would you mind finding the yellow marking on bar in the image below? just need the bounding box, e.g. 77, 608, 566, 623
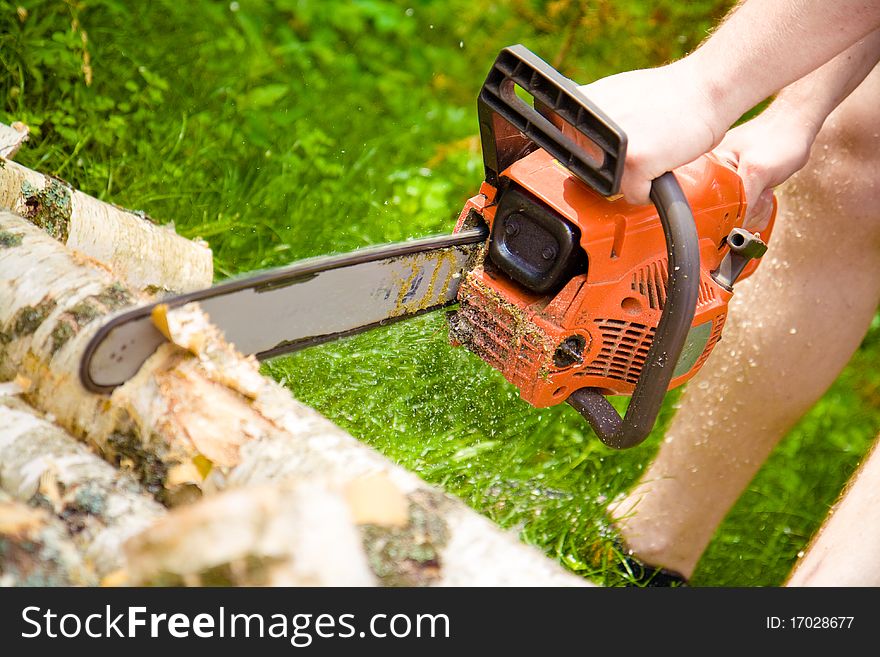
389, 248, 460, 318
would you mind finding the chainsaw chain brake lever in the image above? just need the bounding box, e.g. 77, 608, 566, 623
480, 45, 701, 449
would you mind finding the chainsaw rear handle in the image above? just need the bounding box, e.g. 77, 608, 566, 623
477, 45, 701, 449
567, 173, 700, 449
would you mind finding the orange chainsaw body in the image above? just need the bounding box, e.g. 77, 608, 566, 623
451, 149, 776, 408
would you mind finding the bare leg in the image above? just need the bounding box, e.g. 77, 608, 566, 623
787, 436, 880, 586
610, 66, 880, 579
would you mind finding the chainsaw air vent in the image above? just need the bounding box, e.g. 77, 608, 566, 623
698, 280, 717, 306
452, 301, 513, 371
631, 261, 717, 310
631, 260, 668, 310
585, 319, 656, 384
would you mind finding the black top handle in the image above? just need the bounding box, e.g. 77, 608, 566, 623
477, 44, 626, 195
479, 46, 701, 449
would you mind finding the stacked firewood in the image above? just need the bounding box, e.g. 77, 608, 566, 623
0, 123, 587, 587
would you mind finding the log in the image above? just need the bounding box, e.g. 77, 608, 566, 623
0, 122, 28, 158
0, 210, 267, 504
0, 395, 164, 578
125, 472, 587, 586
0, 125, 212, 293
0, 491, 96, 586
0, 209, 588, 585
125, 482, 375, 586
219, 426, 590, 586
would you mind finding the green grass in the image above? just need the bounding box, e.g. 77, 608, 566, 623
3, 0, 878, 586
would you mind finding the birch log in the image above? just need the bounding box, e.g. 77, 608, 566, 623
215, 406, 591, 586
0, 122, 28, 158
126, 471, 588, 586
0, 210, 268, 504
0, 491, 96, 586
125, 482, 376, 586
0, 396, 164, 578
0, 130, 212, 293
0, 209, 587, 585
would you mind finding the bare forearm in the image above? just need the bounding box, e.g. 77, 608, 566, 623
706, 33, 879, 227
687, 0, 880, 130
573, 0, 880, 204
771, 30, 880, 137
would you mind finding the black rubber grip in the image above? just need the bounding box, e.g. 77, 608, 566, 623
567, 173, 701, 449
478, 44, 627, 196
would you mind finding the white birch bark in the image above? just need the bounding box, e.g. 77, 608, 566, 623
0, 491, 95, 586
0, 127, 212, 293
0, 396, 164, 578
0, 122, 28, 158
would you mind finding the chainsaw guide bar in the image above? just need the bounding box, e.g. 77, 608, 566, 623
80, 226, 488, 393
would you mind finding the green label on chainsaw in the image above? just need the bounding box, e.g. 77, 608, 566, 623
672, 321, 713, 379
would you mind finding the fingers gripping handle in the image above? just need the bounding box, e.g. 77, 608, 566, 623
567, 173, 701, 449
478, 45, 627, 196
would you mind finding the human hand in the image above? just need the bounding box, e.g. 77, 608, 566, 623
712, 104, 820, 230
573, 60, 727, 205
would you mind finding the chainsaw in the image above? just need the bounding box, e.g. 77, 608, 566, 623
81, 45, 775, 449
